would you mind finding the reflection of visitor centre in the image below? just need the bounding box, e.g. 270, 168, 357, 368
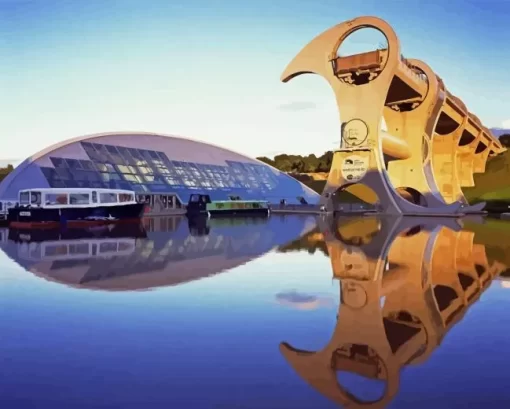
0, 132, 319, 209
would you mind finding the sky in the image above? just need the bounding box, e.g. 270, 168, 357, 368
1, 0, 510, 163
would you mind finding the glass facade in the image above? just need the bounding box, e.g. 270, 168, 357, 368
35, 141, 315, 204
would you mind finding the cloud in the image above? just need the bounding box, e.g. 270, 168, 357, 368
502, 120, 510, 129
275, 290, 334, 311
277, 101, 317, 112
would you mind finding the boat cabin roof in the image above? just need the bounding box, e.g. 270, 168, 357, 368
189, 193, 267, 204
19, 188, 135, 195
212, 200, 268, 204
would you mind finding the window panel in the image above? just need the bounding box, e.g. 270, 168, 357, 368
164, 176, 181, 186
95, 144, 113, 163
155, 166, 170, 174
73, 170, 90, 181
117, 165, 131, 174
50, 157, 67, 168
99, 172, 121, 182
148, 150, 160, 160
128, 148, 144, 161
40, 167, 60, 183
138, 166, 152, 175
140, 150, 153, 163
116, 146, 137, 165
94, 162, 116, 173
80, 160, 96, 171
56, 168, 73, 181
81, 143, 102, 161
122, 174, 143, 183
83, 171, 101, 182
104, 145, 125, 165
65, 159, 83, 170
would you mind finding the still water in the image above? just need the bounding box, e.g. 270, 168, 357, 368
1, 214, 510, 408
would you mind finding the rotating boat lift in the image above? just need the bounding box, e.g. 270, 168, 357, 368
281, 16, 505, 216
279, 216, 507, 408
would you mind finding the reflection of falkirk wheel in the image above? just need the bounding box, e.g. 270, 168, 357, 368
280, 217, 507, 408
281, 16, 505, 215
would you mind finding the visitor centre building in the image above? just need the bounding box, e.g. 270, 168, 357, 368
0, 132, 319, 208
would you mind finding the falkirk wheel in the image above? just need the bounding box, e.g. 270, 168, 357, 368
281, 16, 505, 216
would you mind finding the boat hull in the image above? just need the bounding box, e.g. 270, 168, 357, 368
7, 203, 145, 229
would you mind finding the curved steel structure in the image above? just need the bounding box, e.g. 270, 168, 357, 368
281, 16, 504, 215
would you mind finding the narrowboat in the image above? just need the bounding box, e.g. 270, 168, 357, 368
8, 188, 145, 229
186, 194, 270, 218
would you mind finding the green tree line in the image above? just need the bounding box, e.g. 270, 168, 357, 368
258, 134, 510, 174
256, 151, 334, 173
0, 164, 13, 183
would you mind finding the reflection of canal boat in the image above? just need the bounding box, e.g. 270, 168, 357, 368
8, 222, 147, 243
186, 194, 270, 218
15, 236, 138, 262
8, 188, 145, 228
9, 224, 146, 262
187, 213, 271, 236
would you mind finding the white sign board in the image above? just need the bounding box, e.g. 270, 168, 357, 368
341, 155, 369, 183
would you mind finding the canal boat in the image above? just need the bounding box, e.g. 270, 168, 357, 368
7, 188, 145, 229
186, 194, 270, 218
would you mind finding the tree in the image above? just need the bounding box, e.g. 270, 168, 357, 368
499, 134, 510, 148
0, 164, 13, 182
256, 156, 275, 166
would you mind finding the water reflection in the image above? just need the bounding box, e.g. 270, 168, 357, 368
0, 214, 317, 291
279, 215, 508, 408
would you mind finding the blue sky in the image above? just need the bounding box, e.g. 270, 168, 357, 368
1, 0, 509, 162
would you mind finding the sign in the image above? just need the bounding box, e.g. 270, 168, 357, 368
342, 119, 369, 147
19, 211, 31, 217
341, 155, 369, 183
339, 247, 369, 280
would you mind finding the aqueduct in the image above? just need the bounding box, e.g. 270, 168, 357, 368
281, 16, 505, 215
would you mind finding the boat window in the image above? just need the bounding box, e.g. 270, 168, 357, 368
119, 193, 134, 203
20, 191, 29, 204
69, 243, 90, 255
30, 191, 42, 205
100, 242, 118, 253
69, 193, 90, 205
100, 192, 118, 204
45, 193, 69, 205
92, 191, 98, 203
190, 194, 200, 203
44, 244, 68, 257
